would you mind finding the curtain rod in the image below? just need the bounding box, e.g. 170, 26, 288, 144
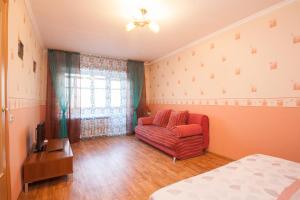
48, 49, 80, 54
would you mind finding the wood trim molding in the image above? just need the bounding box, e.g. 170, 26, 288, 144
1, 0, 11, 199
207, 151, 234, 161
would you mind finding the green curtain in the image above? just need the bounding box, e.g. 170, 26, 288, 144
127, 60, 144, 129
48, 50, 79, 138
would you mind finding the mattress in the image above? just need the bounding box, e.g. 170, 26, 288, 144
150, 154, 300, 200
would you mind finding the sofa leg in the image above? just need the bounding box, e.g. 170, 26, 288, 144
173, 157, 176, 164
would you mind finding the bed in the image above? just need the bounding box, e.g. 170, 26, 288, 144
150, 154, 300, 200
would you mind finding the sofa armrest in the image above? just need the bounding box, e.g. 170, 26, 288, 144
138, 117, 154, 126
171, 124, 203, 138
188, 114, 209, 149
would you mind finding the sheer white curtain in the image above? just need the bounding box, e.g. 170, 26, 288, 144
79, 55, 128, 138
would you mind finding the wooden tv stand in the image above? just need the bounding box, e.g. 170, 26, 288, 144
23, 138, 73, 192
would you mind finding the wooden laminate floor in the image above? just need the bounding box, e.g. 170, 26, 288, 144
19, 136, 232, 200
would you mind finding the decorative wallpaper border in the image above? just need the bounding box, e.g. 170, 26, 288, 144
8, 97, 46, 110
148, 97, 300, 107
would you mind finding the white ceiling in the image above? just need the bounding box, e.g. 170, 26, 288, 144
29, 0, 283, 61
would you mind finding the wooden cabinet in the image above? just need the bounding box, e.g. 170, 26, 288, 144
23, 138, 73, 192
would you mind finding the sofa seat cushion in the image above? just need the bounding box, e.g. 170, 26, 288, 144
135, 125, 178, 148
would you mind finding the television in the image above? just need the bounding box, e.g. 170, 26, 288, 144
35, 122, 45, 152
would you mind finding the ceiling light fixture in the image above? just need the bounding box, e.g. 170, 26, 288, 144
126, 8, 160, 33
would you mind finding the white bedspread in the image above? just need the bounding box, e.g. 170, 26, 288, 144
150, 154, 300, 200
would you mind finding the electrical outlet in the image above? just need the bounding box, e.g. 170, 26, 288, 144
9, 114, 15, 123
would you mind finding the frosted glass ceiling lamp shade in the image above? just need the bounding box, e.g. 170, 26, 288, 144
148, 21, 160, 33
126, 22, 136, 32
126, 8, 160, 33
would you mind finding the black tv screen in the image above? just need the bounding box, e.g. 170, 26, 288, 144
36, 122, 45, 151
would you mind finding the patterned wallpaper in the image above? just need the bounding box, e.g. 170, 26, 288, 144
146, 1, 300, 107
8, 0, 47, 110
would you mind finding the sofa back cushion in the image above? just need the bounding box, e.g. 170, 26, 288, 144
166, 111, 189, 129
153, 109, 172, 127
171, 124, 202, 138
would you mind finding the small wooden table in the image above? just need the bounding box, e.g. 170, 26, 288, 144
23, 138, 73, 192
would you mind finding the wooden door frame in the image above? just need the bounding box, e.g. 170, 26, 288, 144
1, 0, 11, 199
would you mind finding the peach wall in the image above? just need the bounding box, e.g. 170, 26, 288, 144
7, 0, 47, 199
146, 2, 300, 162
149, 104, 300, 163
8, 105, 45, 200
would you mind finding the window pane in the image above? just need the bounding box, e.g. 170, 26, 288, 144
81, 89, 91, 108
70, 88, 81, 109
70, 91, 75, 108
76, 88, 81, 108
111, 80, 121, 89
111, 89, 121, 107
95, 89, 106, 107
65, 77, 69, 87
94, 78, 106, 89
81, 78, 91, 88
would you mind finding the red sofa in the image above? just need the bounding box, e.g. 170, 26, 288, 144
135, 113, 209, 160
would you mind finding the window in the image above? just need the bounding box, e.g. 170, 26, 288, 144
65, 73, 81, 109
80, 75, 92, 108
94, 76, 106, 108
65, 73, 123, 110
78, 55, 128, 137
111, 80, 121, 107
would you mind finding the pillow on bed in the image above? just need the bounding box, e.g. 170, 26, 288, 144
166, 111, 189, 129
277, 179, 300, 200
152, 109, 172, 127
